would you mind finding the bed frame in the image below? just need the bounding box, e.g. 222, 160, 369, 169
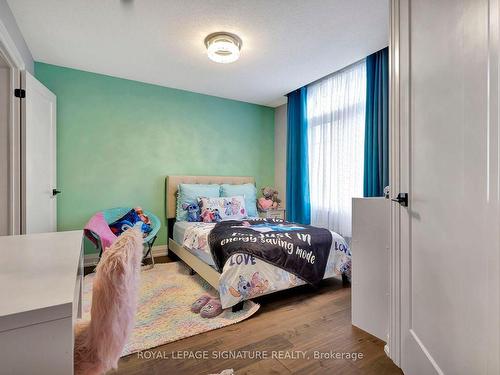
165, 175, 255, 311
165, 175, 349, 312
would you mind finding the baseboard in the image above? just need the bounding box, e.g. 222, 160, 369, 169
83, 245, 168, 267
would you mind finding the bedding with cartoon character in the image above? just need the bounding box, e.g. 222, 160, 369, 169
209, 218, 333, 286
174, 219, 351, 309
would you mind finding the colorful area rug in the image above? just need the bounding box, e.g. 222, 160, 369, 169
82, 262, 260, 356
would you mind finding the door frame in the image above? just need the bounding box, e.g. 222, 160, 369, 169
388, 0, 411, 368
389, 0, 434, 370
0, 17, 25, 235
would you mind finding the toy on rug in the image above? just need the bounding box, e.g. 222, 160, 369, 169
182, 202, 201, 222
257, 186, 281, 211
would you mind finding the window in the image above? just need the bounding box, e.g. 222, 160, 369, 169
307, 60, 366, 238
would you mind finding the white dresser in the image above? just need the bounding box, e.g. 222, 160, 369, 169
0, 231, 83, 375
351, 198, 389, 342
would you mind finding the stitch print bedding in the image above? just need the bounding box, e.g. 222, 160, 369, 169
175, 219, 351, 309
208, 219, 333, 285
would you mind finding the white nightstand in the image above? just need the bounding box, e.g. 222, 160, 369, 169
259, 208, 286, 220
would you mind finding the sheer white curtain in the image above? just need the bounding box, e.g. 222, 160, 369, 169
307, 60, 366, 239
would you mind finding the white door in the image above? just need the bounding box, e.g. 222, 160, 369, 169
22, 71, 57, 233
391, 0, 500, 374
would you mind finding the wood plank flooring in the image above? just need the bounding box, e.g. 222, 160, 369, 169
101, 258, 402, 375
87, 257, 402, 375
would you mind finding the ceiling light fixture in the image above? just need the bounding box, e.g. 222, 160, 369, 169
204, 32, 242, 64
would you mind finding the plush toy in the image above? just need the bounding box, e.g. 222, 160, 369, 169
257, 197, 273, 211
182, 202, 201, 222
134, 206, 151, 225
201, 207, 222, 223
257, 186, 281, 211
213, 208, 222, 222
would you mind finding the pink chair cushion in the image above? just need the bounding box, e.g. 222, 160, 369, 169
84, 212, 117, 251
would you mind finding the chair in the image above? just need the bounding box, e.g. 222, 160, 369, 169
74, 227, 143, 375
86, 207, 161, 269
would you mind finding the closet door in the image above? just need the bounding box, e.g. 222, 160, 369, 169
21, 71, 57, 233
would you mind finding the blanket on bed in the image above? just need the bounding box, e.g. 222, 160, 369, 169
208, 218, 333, 285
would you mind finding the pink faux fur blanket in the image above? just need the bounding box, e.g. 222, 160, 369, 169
74, 228, 143, 375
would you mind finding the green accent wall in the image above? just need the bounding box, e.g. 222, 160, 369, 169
35, 62, 275, 254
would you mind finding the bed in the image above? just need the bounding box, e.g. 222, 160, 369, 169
165, 175, 351, 310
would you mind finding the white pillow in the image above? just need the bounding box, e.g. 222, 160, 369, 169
198, 196, 247, 222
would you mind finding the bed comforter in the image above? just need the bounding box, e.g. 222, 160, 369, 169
179, 219, 351, 308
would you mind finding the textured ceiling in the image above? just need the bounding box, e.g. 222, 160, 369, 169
8, 0, 388, 107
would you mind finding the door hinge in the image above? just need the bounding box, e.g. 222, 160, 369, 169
14, 88, 26, 98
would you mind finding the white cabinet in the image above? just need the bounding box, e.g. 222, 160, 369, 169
351, 197, 389, 341
0, 230, 83, 375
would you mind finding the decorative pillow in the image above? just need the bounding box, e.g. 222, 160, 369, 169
176, 184, 220, 221
198, 196, 247, 222
220, 183, 257, 217
109, 209, 152, 237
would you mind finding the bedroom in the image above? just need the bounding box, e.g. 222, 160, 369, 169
0, 1, 499, 375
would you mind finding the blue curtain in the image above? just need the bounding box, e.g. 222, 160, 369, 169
286, 87, 311, 224
364, 47, 389, 197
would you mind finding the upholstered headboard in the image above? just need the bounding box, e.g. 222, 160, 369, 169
165, 175, 255, 219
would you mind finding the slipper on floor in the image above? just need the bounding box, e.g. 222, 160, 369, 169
200, 298, 223, 319
191, 295, 212, 313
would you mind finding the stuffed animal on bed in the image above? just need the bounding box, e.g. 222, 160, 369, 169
213, 208, 223, 222
258, 186, 281, 211
182, 202, 201, 222
200, 207, 222, 223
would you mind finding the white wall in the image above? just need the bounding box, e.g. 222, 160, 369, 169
274, 104, 287, 208
0, 0, 33, 73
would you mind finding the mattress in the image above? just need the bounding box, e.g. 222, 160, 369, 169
172, 220, 351, 309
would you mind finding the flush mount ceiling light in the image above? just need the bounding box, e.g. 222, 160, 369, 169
204, 32, 242, 64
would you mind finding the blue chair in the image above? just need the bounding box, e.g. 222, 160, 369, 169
87, 207, 161, 269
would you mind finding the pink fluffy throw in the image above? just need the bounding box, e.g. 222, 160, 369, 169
74, 227, 143, 375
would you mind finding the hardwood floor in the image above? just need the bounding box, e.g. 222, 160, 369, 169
109, 257, 402, 375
